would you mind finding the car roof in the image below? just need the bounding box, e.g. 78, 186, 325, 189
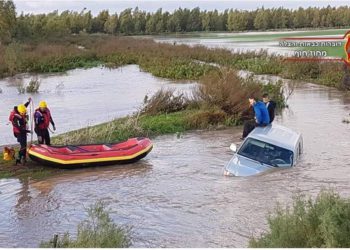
247, 124, 301, 151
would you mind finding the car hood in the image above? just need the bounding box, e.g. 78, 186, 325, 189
224, 154, 274, 177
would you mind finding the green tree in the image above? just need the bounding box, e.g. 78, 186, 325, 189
187, 7, 202, 31
68, 11, 87, 34
227, 9, 249, 31
146, 8, 164, 34
43, 11, 70, 37
254, 8, 271, 30
293, 7, 306, 28
166, 14, 178, 32
82, 11, 92, 33
201, 10, 214, 31
91, 10, 109, 33
311, 8, 320, 28
104, 13, 118, 34
212, 10, 224, 31
119, 8, 134, 34
15, 13, 33, 40
0, 0, 16, 44
133, 7, 146, 34
342, 6, 350, 26
222, 9, 229, 31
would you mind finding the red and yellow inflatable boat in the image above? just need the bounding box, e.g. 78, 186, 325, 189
28, 137, 153, 168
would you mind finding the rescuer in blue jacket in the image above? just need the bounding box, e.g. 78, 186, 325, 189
241, 97, 270, 139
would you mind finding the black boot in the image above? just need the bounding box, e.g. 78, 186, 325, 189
21, 158, 27, 166
15, 158, 21, 165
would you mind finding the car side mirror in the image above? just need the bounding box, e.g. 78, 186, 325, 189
230, 143, 237, 152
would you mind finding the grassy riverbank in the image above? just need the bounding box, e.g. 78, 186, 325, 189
0, 154, 61, 179
0, 69, 282, 178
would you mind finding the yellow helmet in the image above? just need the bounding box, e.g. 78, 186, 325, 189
39, 101, 47, 108
17, 104, 27, 115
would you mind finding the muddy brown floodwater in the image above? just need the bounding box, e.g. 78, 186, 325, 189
1, 76, 350, 247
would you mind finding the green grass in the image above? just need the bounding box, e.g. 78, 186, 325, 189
139, 112, 192, 134
0, 150, 61, 180
51, 106, 242, 146
52, 110, 199, 145
249, 189, 350, 248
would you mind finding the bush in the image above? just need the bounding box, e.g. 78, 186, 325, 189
185, 108, 228, 129
17, 82, 26, 94
141, 88, 192, 115
26, 78, 40, 93
195, 69, 262, 117
262, 80, 286, 108
40, 201, 131, 248
249, 190, 350, 248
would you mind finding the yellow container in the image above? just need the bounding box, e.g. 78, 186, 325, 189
3, 147, 15, 161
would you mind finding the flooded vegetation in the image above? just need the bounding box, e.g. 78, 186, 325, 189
249, 190, 350, 248
40, 202, 131, 248
0, 34, 347, 90
1, 77, 350, 247
1, 0, 350, 248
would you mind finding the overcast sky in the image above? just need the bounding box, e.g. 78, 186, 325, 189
13, 0, 350, 15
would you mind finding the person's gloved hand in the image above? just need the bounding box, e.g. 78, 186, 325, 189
53, 125, 56, 131
28, 97, 32, 103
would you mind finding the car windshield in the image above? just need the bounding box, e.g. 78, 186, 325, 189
238, 138, 293, 167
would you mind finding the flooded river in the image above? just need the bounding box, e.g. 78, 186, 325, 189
0, 65, 194, 145
150, 29, 348, 56
1, 75, 350, 246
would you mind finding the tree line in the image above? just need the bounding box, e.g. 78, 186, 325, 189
1, 0, 350, 43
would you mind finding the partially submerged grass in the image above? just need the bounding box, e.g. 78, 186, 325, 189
249, 189, 350, 248
40, 201, 131, 248
342, 118, 350, 124
26, 78, 40, 93
281, 61, 345, 88
0, 34, 346, 89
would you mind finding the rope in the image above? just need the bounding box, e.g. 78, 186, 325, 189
48, 126, 55, 134
26, 100, 34, 155
30, 100, 34, 144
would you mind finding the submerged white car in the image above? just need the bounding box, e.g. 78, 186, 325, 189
224, 124, 303, 177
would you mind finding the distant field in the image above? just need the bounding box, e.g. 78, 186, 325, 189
152, 28, 350, 57
164, 28, 350, 42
